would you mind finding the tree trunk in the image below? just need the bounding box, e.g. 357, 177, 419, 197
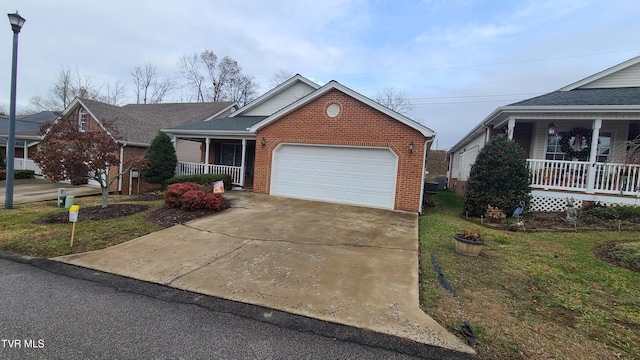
101, 186, 110, 208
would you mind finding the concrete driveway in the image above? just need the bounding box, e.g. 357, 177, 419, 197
54, 191, 474, 354
0, 179, 101, 206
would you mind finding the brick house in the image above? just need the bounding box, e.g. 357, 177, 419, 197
41, 98, 236, 194
164, 75, 436, 213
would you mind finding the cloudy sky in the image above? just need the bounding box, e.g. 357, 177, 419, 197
1, 0, 639, 149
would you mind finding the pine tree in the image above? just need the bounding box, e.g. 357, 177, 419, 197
464, 135, 531, 217
141, 132, 177, 184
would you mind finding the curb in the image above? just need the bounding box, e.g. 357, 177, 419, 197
0, 251, 476, 359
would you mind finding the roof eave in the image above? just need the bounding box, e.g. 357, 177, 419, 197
248, 81, 436, 138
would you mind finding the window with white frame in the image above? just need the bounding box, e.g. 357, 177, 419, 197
78, 108, 88, 132
545, 131, 612, 162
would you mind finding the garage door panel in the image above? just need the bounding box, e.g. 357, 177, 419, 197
271, 145, 397, 209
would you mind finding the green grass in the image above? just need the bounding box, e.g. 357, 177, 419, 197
420, 191, 640, 359
0, 195, 164, 258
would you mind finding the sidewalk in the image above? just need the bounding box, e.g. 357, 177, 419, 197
0, 179, 101, 207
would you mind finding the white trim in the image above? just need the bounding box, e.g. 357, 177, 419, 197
248, 81, 435, 138
560, 55, 640, 91
232, 74, 321, 117
202, 103, 239, 121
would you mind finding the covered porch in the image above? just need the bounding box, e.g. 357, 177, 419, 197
173, 137, 256, 187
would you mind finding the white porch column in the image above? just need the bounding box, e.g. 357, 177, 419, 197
240, 138, 247, 187
22, 141, 27, 169
586, 118, 602, 194
507, 116, 516, 140
204, 138, 211, 174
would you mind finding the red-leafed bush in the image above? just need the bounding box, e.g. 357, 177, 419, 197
180, 189, 208, 211
165, 182, 201, 208
203, 193, 229, 212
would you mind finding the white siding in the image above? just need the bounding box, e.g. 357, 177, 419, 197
176, 139, 201, 163
243, 82, 317, 116
451, 134, 485, 181
580, 62, 640, 88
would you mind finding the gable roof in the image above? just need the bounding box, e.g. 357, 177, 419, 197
248, 80, 436, 138
231, 74, 321, 117
59, 98, 236, 145
560, 55, 640, 91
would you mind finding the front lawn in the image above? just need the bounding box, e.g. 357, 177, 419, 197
420, 191, 640, 359
0, 195, 165, 258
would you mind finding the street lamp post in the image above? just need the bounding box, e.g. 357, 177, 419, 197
5, 11, 26, 209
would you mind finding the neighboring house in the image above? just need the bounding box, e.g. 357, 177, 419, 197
448, 55, 640, 211
40, 99, 237, 194
0, 111, 57, 174
163, 74, 436, 213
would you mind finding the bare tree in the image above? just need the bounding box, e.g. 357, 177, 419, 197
374, 88, 413, 115
178, 49, 258, 104
29, 66, 122, 112
102, 81, 127, 106
225, 74, 259, 107
178, 53, 206, 102
268, 69, 294, 88
131, 63, 176, 104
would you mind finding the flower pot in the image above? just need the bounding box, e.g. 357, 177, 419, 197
453, 234, 485, 256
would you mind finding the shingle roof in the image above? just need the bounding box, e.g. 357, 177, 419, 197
79, 99, 235, 144
509, 87, 640, 106
0, 111, 58, 136
167, 116, 267, 132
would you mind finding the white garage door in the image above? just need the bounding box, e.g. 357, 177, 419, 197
271, 145, 397, 209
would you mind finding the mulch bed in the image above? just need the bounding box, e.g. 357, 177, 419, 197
32, 204, 150, 224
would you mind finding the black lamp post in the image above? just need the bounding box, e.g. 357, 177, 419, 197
5, 11, 25, 209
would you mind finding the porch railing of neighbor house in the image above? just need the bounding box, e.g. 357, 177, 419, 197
175, 161, 242, 185
528, 159, 640, 196
14, 159, 42, 175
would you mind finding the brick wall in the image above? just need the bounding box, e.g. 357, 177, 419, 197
253, 89, 427, 212
109, 146, 159, 194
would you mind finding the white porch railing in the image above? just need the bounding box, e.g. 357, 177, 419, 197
14, 158, 42, 175
528, 159, 640, 196
175, 161, 242, 185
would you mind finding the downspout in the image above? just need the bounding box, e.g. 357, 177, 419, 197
419, 137, 435, 215
118, 144, 125, 193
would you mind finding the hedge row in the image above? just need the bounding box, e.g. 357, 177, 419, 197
162, 173, 232, 191
0, 169, 35, 181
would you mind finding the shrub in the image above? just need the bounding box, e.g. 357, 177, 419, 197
179, 190, 229, 212
163, 173, 232, 191
14, 170, 35, 179
141, 132, 176, 184
203, 193, 228, 212
0, 170, 34, 180
180, 189, 208, 211
463, 135, 531, 217
581, 203, 640, 222
164, 182, 201, 208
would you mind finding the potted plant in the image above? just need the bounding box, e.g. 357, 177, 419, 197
453, 228, 485, 256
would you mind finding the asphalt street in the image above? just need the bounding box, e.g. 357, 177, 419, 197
0, 255, 471, 360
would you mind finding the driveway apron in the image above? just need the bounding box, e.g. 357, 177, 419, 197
54, 191, 474, 354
